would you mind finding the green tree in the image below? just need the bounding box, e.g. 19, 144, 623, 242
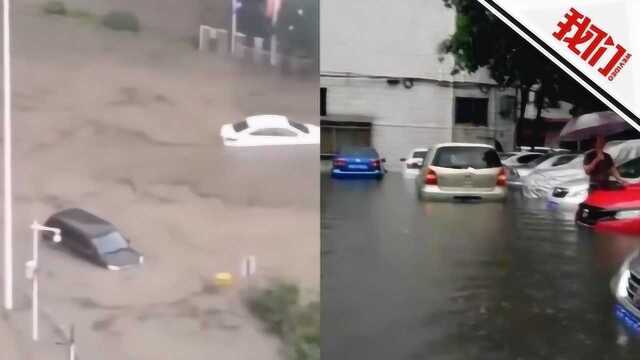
439, 0, 607, 145
275, 0, 319, 60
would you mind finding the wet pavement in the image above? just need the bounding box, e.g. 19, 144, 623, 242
322, 171, 640, 360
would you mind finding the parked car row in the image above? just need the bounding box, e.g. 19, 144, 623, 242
512, 140, 640, 209
503, 141, 640, 330
331, 143, 508, 202
327, 140, 640, 329
329, 141, 640, 234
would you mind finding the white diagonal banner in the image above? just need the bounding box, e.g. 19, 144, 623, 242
478, 0, 640, 131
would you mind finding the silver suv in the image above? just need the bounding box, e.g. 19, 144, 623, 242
415, 143, 506, 201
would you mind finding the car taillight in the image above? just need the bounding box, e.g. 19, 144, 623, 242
333, 158, 346, 167
370, 159, 381, 169
497, 167, 507, 186
424, 168, 438, 185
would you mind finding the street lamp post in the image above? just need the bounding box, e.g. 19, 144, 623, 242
3, 0, 13, 311
231, 0, 238, 55
26, 221, 61, 341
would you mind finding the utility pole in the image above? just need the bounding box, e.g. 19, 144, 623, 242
3, 0, 13, 311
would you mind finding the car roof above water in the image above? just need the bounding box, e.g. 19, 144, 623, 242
245, 114, 289, 128
432, 142, 495, 150
46, 208, 116, 238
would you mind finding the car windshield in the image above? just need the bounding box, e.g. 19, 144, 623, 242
233, 121, 249, 132
339, 147, 378, 159
551, 155, 577, 167
499, 153, 516, 160
618, 157, 640, 179
412, 151, 428, 159
288, 120, 309, 134
516, 153, 543, 164
433, 147, 501, 169
526, 153, 558, 167
93, 232, 129, 254
251, 128, 298, 137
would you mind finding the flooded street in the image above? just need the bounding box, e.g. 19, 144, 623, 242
0, 2, 318, 358
322, 171, 640, 359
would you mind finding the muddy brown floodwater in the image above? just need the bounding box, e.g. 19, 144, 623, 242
0, 2, 319, 359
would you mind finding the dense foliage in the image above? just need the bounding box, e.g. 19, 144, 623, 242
439, 0, 607, 119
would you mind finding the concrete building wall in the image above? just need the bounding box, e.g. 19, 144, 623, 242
320, 0, 495, 84
321, 0, 453, 79
451, 86, 517, 152
322, 76, 518, 171
322, 76, 453, 171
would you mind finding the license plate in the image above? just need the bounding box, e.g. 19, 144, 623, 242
348, 164, 368, 170
464, 174, 473, 187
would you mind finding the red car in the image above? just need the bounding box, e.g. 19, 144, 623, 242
576, 183, 640, 234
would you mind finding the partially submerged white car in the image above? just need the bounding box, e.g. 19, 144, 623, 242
545, 178, 590, 213
546, 155, 640, 213
501, 152, 544, 167
507, 153, 579, 188
401, 147, 430, 178
221, 115, 320, 147
521, 155, 586, 198
522, 140, 640, 199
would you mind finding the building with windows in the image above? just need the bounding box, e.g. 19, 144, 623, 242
320, 0, 519, 170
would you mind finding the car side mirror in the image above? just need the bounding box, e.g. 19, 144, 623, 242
400, 158, 406, 162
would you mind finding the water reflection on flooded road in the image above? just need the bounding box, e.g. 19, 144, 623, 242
322, 172, 640, 359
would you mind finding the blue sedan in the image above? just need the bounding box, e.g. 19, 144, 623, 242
331, 147, 385, 179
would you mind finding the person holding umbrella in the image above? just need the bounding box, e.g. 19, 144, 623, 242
559, 111, 632, 191
583, 134, 628, 191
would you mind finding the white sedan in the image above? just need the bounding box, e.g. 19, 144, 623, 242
546, 155, 640, 213
221, 115, 320, 147
401, 147, 430, 178
523, 140, 640, 198
507, 153, 579, 188
501, 152, 544, 167
545, 178, 589, 213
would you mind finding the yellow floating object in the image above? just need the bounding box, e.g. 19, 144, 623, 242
214, 272, 233, 287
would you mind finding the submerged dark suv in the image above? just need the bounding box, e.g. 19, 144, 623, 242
44, 208, 143, 270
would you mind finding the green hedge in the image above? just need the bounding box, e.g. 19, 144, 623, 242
248, 283, 320, 360
42, 1, 67, 15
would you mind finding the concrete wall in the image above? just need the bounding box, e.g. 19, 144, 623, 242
322, 76, 517, 171
320, 0, 495, 84
322, 76, 453, 171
